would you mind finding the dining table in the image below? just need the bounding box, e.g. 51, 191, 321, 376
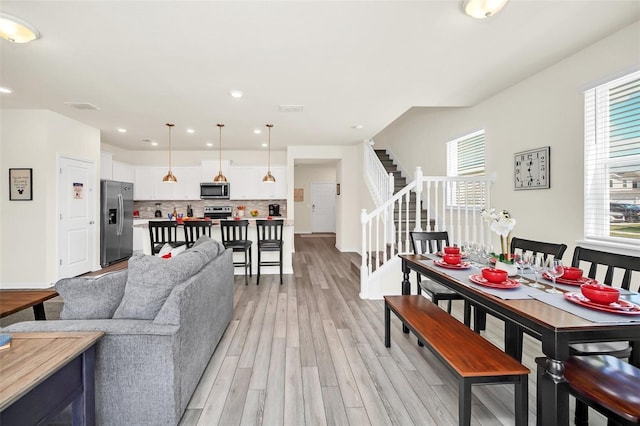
398, 253, 640, 426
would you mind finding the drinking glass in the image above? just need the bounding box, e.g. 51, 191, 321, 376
529, 254, 545, 288
514, 253, 527, 282
545, 259, 564, 294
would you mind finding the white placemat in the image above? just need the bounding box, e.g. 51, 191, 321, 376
533, 292, 640, 323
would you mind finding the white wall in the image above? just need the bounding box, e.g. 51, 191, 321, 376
287, 145, 364, 252
374, 21, 640, 259
1, 110, 101, 288
293, 164, 337, 233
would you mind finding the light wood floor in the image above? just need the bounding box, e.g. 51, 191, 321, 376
179, 234, 606, 426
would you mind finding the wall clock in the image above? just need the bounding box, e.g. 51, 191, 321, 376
514, 146, 550, 190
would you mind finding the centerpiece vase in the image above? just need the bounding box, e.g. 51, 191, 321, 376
495, 232, 517, 276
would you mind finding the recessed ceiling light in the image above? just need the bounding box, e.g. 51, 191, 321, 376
187, 128, 195, 134
0, 86, 13, 94
261, 143, 268, 148
230, 90, 243, 98
254, 129, 262, 134
206, 142, 213, 147
151, 141, 158, 146
352, 124, 364, 129
117, 128, 127, 133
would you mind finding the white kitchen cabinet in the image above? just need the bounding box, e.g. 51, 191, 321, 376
228, 165, 287, 200
201, 160, 230, 182
100, 152, 113, 180
172, 167, 200, 200
112, 161, 135, 183
134, 167, 156, 200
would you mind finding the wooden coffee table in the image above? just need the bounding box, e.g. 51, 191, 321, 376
0, 289, 58, 320
0, 331, 104, 425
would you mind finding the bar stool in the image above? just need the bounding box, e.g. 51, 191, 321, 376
256, 219, 284, 285
183, 220, 212, 248
220, 219, 252, 285
148, 221, 186, 255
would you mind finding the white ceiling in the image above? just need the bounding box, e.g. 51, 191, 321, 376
1, 1, 639, 152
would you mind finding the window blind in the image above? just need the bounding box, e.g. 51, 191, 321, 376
447, 130, 485, 206
584, 70, 640, 243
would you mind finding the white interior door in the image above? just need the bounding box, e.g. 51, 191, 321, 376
58, 157, 95, 279
311, 183, 336, 233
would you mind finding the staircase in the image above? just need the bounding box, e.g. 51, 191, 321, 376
359, 140, 495, 299
374, 149, 429, 234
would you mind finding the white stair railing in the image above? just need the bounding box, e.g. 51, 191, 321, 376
364, 140, 394, 206
360, 166, 495, 299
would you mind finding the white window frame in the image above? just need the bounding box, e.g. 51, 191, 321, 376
583, 70, 640, 253
446, 130, 486, 208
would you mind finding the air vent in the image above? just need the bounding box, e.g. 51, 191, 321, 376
64, 102, 100, 110
278, 104, 304, 113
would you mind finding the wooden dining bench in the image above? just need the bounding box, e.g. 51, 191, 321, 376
553, 355, 640, 425
384, 295, 529, 426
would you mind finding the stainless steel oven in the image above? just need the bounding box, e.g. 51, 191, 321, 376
203, 206, 233, 219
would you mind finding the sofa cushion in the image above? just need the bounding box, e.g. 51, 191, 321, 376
57, 270, 128, 320
112, 250, 206, 320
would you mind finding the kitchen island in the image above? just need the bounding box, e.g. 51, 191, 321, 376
133, 218, 294, 277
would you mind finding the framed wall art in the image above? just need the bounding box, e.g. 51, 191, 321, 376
9, 168, 33, 200
514, 146, 550, 190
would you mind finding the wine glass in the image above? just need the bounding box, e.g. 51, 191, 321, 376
545, 259, 564, 294
529, 253, 545, 288
514, 252, 527, 282
465, 241, 477, 265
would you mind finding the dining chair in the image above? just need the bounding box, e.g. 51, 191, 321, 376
475, 237, 568, 354
220, 219, 252, 285
256, 219, 284, 285
183, 220, 213, 248
409, 231, 472, 327
567, 246, 640, 425
148, 220, 186, 255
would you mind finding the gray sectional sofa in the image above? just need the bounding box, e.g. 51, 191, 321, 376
3, 236, 233, 426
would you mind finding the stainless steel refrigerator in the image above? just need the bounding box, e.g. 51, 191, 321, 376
100, 180, 134, 267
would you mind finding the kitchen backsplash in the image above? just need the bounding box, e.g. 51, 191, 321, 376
134, 200, 287, 219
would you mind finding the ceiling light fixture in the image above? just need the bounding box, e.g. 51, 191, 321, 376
461, 0, 509, 19
0, 86, 13, 94
213, 124, 228, 182
254, 129, 262, 134
262, 124, 276, 183
162, 123, 177, 183
117, 128, 127, 133
187, 128, 195, 134
230, 90, 243, 98
0, 12, 40, 43
206, 142, 213, 147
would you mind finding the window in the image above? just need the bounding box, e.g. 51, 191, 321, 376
584, 70, 640, 243
446, 130, 485, 206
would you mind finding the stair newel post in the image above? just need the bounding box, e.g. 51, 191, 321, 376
387, 172, 395, 244
414, 167, 423, 232
360, 208, 369, 299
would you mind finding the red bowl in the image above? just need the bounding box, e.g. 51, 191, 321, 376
443, 253, 462, 265
580, 283, 619, 304
481, 268, 508, 284
562, 267, 583, 281
444, 246, 460, 255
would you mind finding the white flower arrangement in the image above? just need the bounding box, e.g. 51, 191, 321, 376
481, 208, 516, 262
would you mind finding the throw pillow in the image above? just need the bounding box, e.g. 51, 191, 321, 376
112, 251, 205, 320
57, 269, 128, 319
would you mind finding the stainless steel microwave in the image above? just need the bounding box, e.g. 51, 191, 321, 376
200, 182, 230, 199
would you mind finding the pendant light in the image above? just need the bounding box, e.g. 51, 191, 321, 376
262, 124, 276, 183
213, 123, 228, 182
162, 123, 178, 183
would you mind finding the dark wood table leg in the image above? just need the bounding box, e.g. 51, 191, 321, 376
401, 258, 410, 333
504, 322, 523, 362
32, 302, 47, 320
384, 302, 391, 347
71, 345, 97, 426
537, 334, 570, 426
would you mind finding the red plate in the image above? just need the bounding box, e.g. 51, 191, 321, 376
564, 292, 640, 315
542, 273, 598, 286
469, 274, 520, 289
433, 259, 471, 269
